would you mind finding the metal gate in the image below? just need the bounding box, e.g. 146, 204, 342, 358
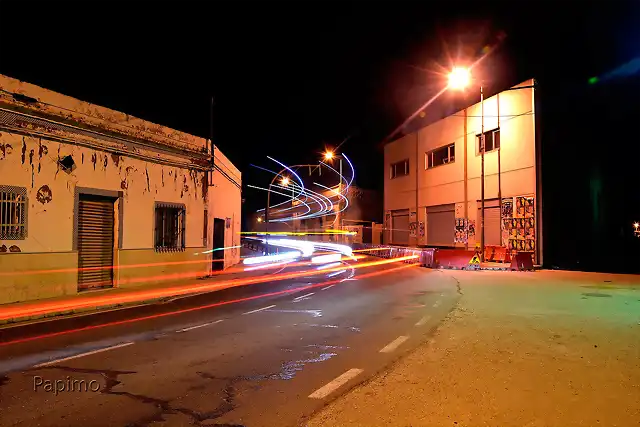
391, 210, 409, 245
77, 195, 115, 290
481, 206, 501, 246
427, 204, 455, 246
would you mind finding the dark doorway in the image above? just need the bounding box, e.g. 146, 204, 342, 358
362, 225, 372, 244
212, 218, 225, 271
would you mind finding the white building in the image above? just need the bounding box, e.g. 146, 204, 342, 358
0, 74, 241, 305
384, 79, 541, 263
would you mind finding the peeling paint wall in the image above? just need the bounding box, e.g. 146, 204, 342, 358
0, 74, 242, 304
0, 132, 207, 252
0, 75, 207, 154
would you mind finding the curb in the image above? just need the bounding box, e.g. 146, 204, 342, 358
0, 296, 170, 329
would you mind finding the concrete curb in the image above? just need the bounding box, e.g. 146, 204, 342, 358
0, 296, 170, 328
0, 272, 248, 328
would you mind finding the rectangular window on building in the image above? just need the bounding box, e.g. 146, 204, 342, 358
425, 143, 455, 169
390, 159, 410, 179
0, 185, 27, 240
154, 203, 186, 251
477, 129, 500, 154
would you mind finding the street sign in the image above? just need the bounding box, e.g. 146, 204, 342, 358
469, 254, 481, 265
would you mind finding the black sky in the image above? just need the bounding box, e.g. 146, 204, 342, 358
2, 1, 639, 270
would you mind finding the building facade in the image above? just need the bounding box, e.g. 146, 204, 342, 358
0, 74, 241, 305
384, 79, 541, 263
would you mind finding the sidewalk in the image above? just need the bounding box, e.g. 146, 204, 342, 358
0, 264, 265, 326
306, 270, 640, 427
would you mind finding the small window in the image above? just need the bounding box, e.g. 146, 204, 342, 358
477, 129, 500, 154
0, 185, 27, 240
390, 159, 410, 179
154, 203, 186, 251
426, 143, 455, 169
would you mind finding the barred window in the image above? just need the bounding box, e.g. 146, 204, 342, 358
0, 186, 27, 240
154, 203, 186, 251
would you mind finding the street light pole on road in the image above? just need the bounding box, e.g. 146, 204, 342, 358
448, 67, 486, 260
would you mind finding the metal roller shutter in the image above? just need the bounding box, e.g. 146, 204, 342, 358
480, 206, 501, 246
78, 196, 115, 290
391, 210, 409, 245
427, 204, 455, 246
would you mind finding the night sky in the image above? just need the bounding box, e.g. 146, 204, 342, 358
1, 1, 639, 271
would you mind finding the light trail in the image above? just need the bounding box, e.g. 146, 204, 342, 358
0, 263, 417, 347
0, 254, 417, 322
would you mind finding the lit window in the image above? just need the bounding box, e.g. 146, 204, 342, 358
477, 129, 500, 154
426, 143, 455, 169
154, 203, 186, 251
0, 186, 27, 240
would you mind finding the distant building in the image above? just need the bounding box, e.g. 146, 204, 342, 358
384, 79, 541, 263
0, 74, 241, 305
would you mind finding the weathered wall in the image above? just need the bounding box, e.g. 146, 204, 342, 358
0, 74, 243, 304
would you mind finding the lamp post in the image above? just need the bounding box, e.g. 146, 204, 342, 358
323, 150, 345, 241
448, 67, 486, 260
264, 173, 289, 255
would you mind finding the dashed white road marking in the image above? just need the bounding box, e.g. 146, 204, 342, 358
415, 315, 431, 327
433, 300, 441, 308
321, 285, 335, 290
293, 292, 315, 301
242, 305, 276, 315
177, 319, 223, 332
308, 368, 364, 399
34, 342, 135, 367
379, 335, 410, 353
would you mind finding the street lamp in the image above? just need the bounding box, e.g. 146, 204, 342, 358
281, 176, 290, 186
323, 150, 345, 239
448, 67, 487, 261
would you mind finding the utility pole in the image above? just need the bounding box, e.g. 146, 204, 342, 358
480, 86, 485, 261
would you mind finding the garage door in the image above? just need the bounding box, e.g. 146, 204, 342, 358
77, 195, 115, 290
479, 205, 501, 246
427, 204, 454, 246
391, 210, 409, 245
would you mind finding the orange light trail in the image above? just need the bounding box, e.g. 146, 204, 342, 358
0, 263, 417, 347
0, 255, 417, 322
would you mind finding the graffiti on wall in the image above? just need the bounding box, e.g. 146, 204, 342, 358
454, 218, 468, 243
418, 221, 425, 237
468, 219, 476, 238
409, 221, 417, 238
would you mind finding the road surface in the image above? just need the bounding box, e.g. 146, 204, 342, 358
0, 259, 459, 427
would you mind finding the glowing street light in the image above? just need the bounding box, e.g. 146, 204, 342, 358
448, 66, 471, 90
281, 176, 290, 186
448, 66, 487, 260
324, 150, 334, 161
257, 217, 263, 223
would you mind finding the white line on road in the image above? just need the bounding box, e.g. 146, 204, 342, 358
34, 342, 135, 368
242, 305, 276, 315
308, 368, 364, 399
321, 285, 335, 290
293, 292, 315, 300
415, 315, 431, 327
433, 300, 441, 308
177, 319, 223, 332
379, 335, 410, 353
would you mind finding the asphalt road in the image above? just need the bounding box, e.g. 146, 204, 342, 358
0, 259, 460, 427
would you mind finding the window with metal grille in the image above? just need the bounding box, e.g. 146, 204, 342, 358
154, 203, 186, 251
0, 186, 27, 240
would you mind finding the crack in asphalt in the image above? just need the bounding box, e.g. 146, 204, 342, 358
29, 366, 244, 427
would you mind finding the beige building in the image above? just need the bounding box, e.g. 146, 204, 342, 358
384, 79, 541, 263
0, 74, 241, 305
